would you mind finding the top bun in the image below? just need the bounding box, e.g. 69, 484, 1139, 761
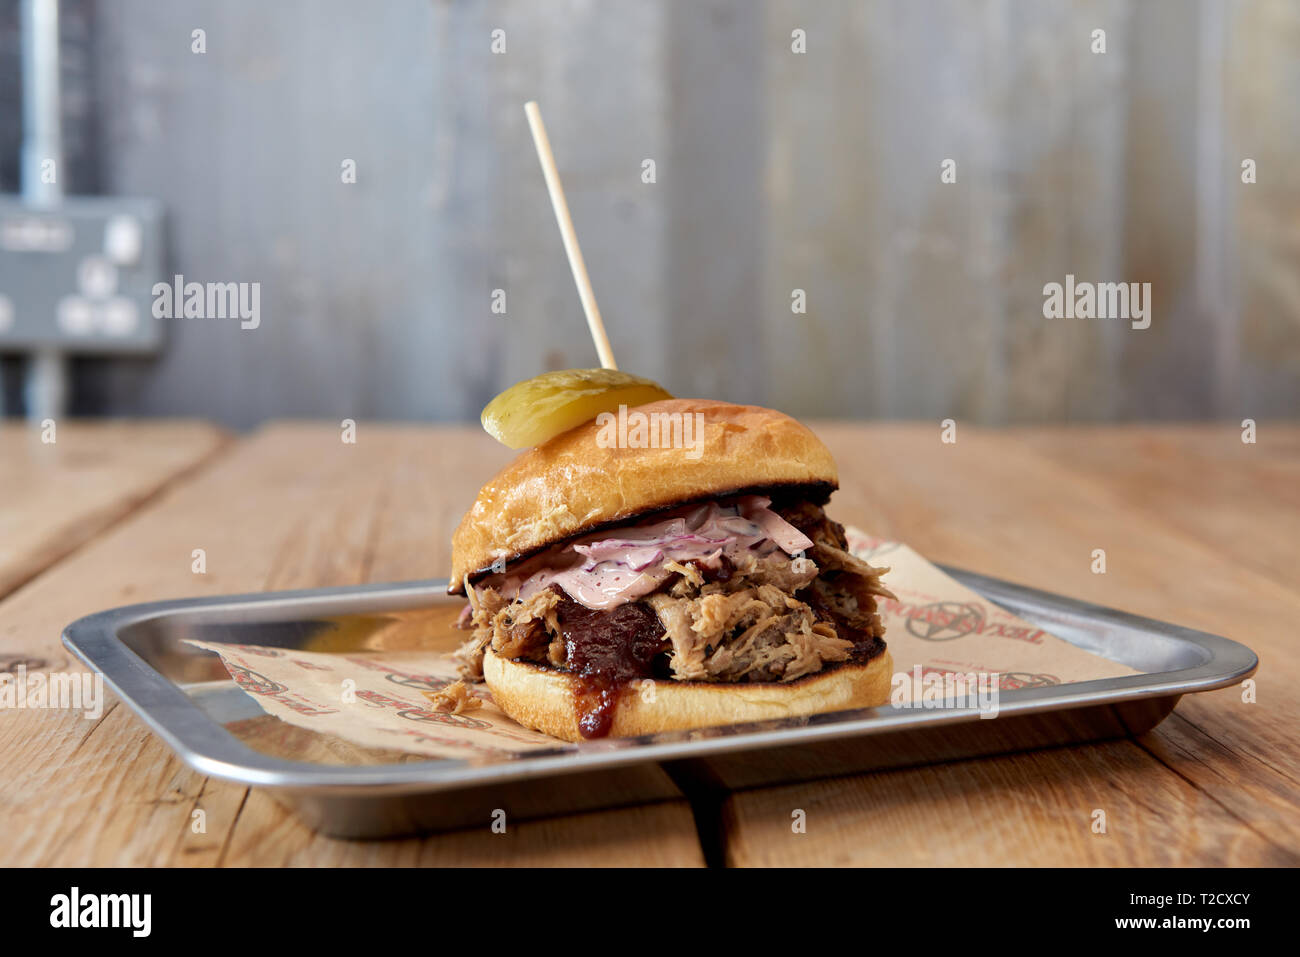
449, 399, 837, 592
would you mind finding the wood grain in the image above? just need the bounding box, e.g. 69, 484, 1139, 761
2, 421, 1295, 866
216, 796, 704, 867
1018, 423, 1300, 594
719, 420, 1299, 866
0, 423, 702, 867
0, 420, 229, 601
53, 2, 1300, 427
722, 738, 1291, 867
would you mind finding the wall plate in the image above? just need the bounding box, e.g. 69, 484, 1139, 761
0, 196, 165, 354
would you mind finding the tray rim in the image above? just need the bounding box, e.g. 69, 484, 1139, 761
61, 568, 1259, 796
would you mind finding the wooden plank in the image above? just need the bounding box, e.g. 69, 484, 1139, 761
6, 421, 1292, 866
1224, 1, 1300, 413
87, 1, 676, 428
0, 420, 229, 602
761, 0, 1136, 425
1017, 422, 1300, 594
0, 423, 703, 866
217, 795, 703, 867
40, 3, 1297, 427
721, 422, 1299, 866
722, 738, 1290, 867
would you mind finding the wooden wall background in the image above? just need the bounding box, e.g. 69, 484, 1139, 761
3, 0, 1295, 427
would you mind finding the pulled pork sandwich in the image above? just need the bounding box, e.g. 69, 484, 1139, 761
450, 398, 894, 741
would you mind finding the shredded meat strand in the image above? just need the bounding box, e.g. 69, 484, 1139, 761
453, 499, 890, 686
423, 679, 483, 714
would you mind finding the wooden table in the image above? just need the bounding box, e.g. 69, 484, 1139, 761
1, 420, 1295, 866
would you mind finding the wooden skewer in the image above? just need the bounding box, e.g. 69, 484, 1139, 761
524, 100, 618, 371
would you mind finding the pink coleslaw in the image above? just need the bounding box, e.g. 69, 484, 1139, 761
491, 495, 813, 610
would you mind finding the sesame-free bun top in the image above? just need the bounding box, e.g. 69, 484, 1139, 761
448, 399, 838, 592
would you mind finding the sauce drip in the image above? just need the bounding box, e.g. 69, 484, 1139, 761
554, 591, 666, 738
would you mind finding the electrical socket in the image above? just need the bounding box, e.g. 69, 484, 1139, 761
0, 196, 165, 354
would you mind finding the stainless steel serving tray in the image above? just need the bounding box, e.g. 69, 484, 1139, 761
62, 568, 1257, 838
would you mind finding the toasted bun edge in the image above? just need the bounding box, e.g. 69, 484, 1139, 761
481, 647, 894, 743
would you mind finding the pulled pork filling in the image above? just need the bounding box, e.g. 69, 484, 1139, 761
454, 494, 893, 737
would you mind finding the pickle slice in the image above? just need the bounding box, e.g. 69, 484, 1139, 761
481, 369, 673, 449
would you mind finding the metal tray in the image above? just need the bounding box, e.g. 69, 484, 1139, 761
62, 568, 1257, 838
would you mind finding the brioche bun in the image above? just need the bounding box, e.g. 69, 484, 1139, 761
482, 647, 894, 743
449, 399, 837, 592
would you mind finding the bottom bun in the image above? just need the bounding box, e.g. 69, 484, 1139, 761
482, 647, 894, 742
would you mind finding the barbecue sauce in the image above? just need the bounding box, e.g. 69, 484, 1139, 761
553, 589, 666, 738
